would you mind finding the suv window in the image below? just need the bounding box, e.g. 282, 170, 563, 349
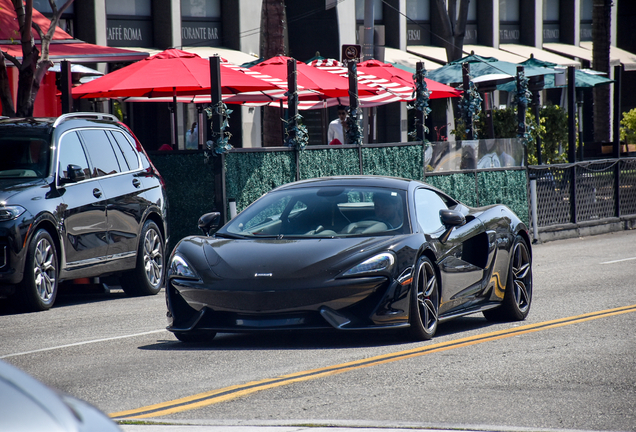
58, 132, 91, 181
109, 131, 140, 171
0, 137, 49, 178
79, 129, 121, 177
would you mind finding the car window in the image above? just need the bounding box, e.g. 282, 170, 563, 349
0, 137, 49, 178
79, 129, 121, 177
58, 132, 91, 181
109, 131, 140, 170
414, 188, 448, 233
223, 186, 408, 237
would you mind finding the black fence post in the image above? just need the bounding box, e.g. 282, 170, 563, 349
210, 56, 227, 224
567, 67, 577, 224
462, 63, 473, 140
613, 65, 622, 218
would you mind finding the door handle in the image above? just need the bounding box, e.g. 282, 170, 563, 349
93, 188, 102, 198
132, 178, 141, 188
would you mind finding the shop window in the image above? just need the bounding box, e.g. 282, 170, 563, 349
543, 0, 560, 42
34, 0, 73, 13
406, 0, 429, 45
181, 0, 221, 18
499, 0, 520, 43
580, 0, 593, 41
106, 0, 151, 16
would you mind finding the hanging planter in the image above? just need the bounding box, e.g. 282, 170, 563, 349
407, 67, 432, 141
283, 89, 309, 150
204, 101, 233, 162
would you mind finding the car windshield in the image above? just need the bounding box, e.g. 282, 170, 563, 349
0, 136, 50, 178
223, 186, 409, 238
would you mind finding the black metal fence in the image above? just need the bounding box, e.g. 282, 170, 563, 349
528, 158, 636, 231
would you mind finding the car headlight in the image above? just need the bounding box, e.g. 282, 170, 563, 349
0, 205, 26, 221
169, 254, 200, 280
342, 252, 395, 277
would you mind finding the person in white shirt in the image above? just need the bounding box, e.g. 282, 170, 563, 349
327, 106, 348, 145
185, 122, 199, 149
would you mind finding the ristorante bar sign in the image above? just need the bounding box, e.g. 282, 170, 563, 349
181, 20, 222, 46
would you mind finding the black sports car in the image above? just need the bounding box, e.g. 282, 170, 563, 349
166, 176, 532, 342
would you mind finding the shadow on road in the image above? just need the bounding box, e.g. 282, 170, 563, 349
137, 315, 495, 351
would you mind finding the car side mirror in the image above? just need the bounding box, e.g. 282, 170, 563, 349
439, 209, 466, 244
61, 164, 86, 184
198, 212, 221, 236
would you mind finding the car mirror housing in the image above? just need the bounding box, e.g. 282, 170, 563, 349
61, 164, 86, 184
198, 212, 221, 236
439, 209, 466, 244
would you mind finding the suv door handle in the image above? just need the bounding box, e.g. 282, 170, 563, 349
132, 178, 141, 188
93, 188, 102, 198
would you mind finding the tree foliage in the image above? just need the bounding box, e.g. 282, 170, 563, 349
0, 0, 73, 117
620, 108, 636, 144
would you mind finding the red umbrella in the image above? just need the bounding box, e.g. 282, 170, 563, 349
249, 55, 379, 101
309, 58, 461, 101
357, 59, 462, 99
72, 49, 285, 99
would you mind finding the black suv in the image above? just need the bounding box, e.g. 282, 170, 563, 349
0, 113, 168, 311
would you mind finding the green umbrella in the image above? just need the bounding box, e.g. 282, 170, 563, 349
427, 54, 556, 86
496, 56, 613, 91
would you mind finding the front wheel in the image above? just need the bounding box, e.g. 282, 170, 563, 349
121, 220, 165, 296
484, 235, 533, 322
407, 256, 439, 341
16, 229, 59, 311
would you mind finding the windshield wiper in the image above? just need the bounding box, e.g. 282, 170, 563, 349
214, 232, 247, 239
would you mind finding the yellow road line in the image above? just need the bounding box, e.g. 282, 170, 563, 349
111, 304, 636, 419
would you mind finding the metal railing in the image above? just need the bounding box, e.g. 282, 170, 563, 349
528, 158, 636, 233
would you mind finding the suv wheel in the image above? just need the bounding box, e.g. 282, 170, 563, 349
121, 220, 164, 296
17, 229, 59, 311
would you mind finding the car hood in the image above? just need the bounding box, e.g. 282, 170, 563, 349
0, 178, 49, 203
191, 235, 400, 281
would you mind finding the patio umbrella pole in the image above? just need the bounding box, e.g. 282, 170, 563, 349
172, 88, 178, 148
462, 63, 473, 140
210, 56, 227, 224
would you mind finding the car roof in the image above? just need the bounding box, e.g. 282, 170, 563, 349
0, 113, 124, 136
272, 175, 425, 192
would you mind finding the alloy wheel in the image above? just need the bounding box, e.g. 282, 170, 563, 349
417, 260, 439, 333
143, 228, 164, 287
511, 241, 532, 313
33, 237, 56, 302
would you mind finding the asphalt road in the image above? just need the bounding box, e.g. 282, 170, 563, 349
1, 230, 635, 432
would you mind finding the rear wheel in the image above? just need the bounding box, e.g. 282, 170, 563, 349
121, 220, 164, 296
484, 235, 532, 321
17, 229, 59, 311
408, 256, 439, 341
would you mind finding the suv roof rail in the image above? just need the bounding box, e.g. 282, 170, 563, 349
53, 112, 119, 127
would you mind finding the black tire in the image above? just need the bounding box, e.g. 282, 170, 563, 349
173, 331, 217, 343
407, 256, 439, 341
483, 235, 533, 322
16, 229, 59, 312
121, 220, 165, 296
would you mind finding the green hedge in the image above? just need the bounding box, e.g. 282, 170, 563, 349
150, 145, 530, 250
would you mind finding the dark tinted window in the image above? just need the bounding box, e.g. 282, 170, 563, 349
79, 129, 121, 177
0, 137, 49, 178
110, 131, 140, 170
58, 132, 91, 180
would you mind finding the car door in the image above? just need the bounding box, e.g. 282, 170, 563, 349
414, 188, 487, 314
79, 129, 145, 263
56, 131, 109, 268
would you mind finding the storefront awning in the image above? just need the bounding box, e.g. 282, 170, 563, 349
499, 44, 581, 68
383, 47, 443, 72
406, 45, 449, 65
579, 42, 636, 71
543, 43, 625, 69
1, 40, 149, 64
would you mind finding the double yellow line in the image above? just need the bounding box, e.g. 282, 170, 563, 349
111, 304, 636, 419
